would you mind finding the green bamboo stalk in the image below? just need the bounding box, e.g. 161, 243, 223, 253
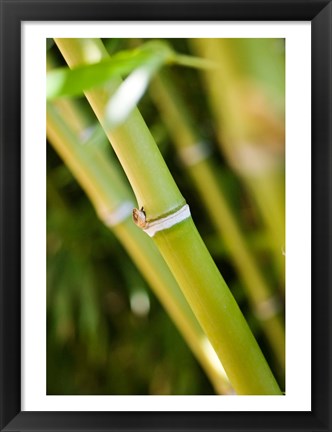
47, 100, 232, 395
150, 71, 285, 376
53, 37, 282, 395
190, 38, 285, 289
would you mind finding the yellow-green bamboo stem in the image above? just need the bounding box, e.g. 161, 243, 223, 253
191, 38, 285, 289
47, 101, 232, 395
150, 72, 285, 376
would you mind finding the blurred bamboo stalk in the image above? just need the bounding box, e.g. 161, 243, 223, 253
47, 99, 233, 395
190, 38, 285, 292
150, 71, 285, 378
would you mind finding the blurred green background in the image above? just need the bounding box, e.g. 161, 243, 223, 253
47, 38, 285, 395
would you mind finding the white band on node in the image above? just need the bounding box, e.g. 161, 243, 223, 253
99, 201, 134, 227
143, 204, 191, 237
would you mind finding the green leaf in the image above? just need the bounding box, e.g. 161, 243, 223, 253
47, 41, 173, 100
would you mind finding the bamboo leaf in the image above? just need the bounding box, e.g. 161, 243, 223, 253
47, 41, 173, 100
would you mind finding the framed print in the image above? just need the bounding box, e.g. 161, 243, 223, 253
0, 0, 331, 431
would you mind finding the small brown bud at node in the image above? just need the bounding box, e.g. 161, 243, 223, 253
132, 207, 147, 228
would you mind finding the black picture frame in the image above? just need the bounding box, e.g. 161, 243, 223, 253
1, 1, 331, 431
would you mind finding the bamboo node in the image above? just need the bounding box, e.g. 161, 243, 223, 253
132, 204, 191, 237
